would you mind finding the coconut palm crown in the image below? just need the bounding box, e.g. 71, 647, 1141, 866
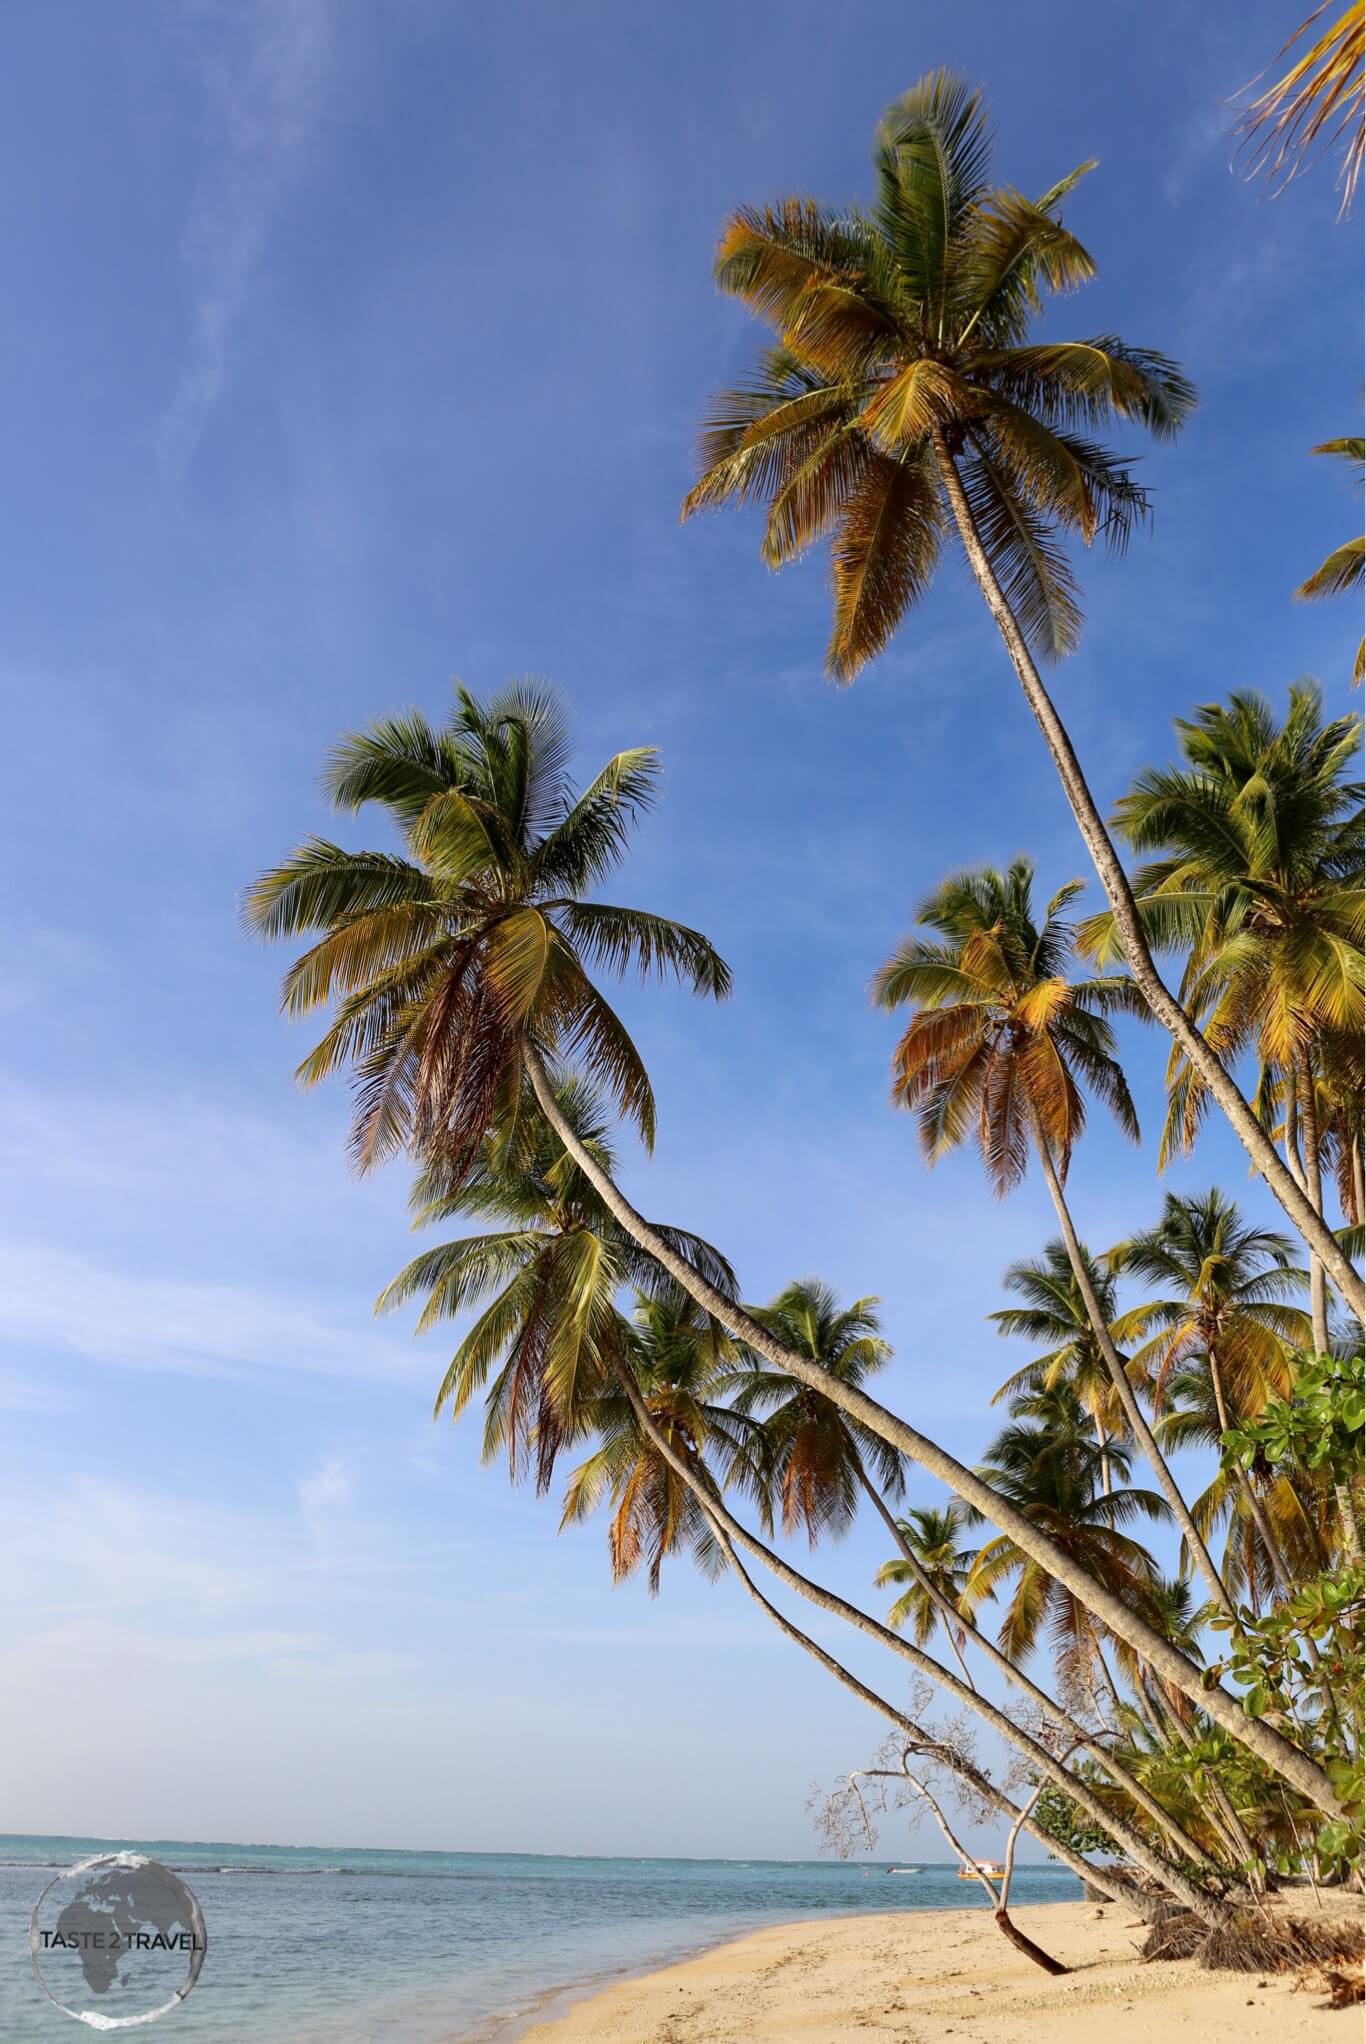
1078, 683, 1364, 1162
245, 682, 730, 1185
871, 857, 1145, 1192
378, 1075, 736, 1489
681, 69, 1196, 679
874, 1504, 975, 1647
962, 1383, 1165, 1690
560, 1288, 761, 1593
724, 1278, 902, 1543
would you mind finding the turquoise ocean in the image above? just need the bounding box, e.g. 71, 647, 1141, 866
2, 1833, 1080, 2040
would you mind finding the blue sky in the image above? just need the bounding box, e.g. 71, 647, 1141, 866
2, 1, 1360, 1859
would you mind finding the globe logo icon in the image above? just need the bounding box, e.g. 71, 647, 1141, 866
29, 1852, 207, 2029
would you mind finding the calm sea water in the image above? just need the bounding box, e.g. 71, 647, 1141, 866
1, 1833, 1079, 2041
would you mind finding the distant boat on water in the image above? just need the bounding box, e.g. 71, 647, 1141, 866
957, 1859, 1005, 1880
884, 1866, 923, 1874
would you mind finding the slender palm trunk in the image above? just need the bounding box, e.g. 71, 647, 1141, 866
859, 1472, 976, 1690
1092, 1413, 1112, 1498
928, 425, 1365, 1323
1295, 1055, 1333, 1355
767, 1597, 1134, 1905
1150, 1685, 1262, 1877
1031, 1131, 1235, 1617
523, 1042, 1344, 1817
1206, 1343, 1296, 1599
605, 1349, 1228, 1925
854, 1467, 1219, 1873
1090, 1631, 1126, 1723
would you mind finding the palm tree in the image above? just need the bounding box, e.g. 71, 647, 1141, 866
391, 1150, 1211, 1902
377, 1074, 735, 1489
724, 1278, 990, 1689
725, 1279, 902, 1544
245, 680, 730, 1182
1106, 1575, 1267, 1877
1081, 684, 1364, 1349
1110, 1188, 1311, 1596
1159, 1364, 1332, 1606
1234, 3, 1364, 213
253, 689, 1342, 1812
963, 1385, 1166, 1713
874, 1505, 975, 1686
1294, 437, 1364, 683
989, 1239, 1147, 1494
560, 1288, 763, 1592
871, 857, 1231, 1611
680, 68, 1354, 1300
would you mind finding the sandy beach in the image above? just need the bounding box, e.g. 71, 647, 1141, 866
518, 1898, 1361, 2043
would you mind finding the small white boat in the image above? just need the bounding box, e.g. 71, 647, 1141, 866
957, 1859, 1005, 1880
884, 1866, 923, 1874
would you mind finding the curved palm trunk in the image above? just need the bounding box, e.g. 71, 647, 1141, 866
724, 1542, 1134, 1906
858, 1472, 977, 1691
854, 1466, 1219, 1873
1205, 1343, 1296, 1599
524, 1043, 1344, 1817
1089, 1631, 1125, 1724
1031, 1133, 1235, 1618
1294, 1055, 1333, 1354
606, 1348, 1228, 1924
1149, 1684, 1262, 1877
928, 425, 1365, 1325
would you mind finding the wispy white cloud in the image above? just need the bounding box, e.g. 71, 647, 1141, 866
298, 1455, 350, 1512
158, 0, 335, 474
0, 1242, 422, 1388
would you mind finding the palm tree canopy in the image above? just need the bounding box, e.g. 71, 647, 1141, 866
875, 1503, 975, 1643
724, 1278, 902, 1541
872, 856, 1145, 1193
1234, 4, 1364, 213
560, 1287, 763, 1593
1107, 1187, 1310, 1411
245, 681, 731, 1181
378, 1074, 735, 1490
681, 69, 1196, 679
989, 1237, 1147, 1428
1158, 1363, 1332, 1603
963, 1383, 1165, 1683
1079, 685, 1364, 1163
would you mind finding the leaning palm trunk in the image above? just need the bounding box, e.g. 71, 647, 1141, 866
718, 1528, 1134, 1906
1032, 1132, 1235, 1617
858, 1471, 976, 1691
1295, 1055, 1333, 1355
1148, 1684, 1263, 1878
854, 1464, 1218, 1874
607, 1350, 1230, 1924
928, 424, 1365, 1325
524, 1044, 1343, 1817
1204, 1344, 1297, 1600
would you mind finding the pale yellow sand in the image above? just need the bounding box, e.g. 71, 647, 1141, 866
518, 1896, 1360, 2043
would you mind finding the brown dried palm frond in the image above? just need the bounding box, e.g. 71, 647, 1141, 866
1234, 4, 1365, 215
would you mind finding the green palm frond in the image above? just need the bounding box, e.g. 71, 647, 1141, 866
684, 70, 1196, 679
250, 681, 731, 1176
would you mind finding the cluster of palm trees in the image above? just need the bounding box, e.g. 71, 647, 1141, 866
246, 70, 1362, 1919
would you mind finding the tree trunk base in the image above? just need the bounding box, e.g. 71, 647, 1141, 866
994, 1909, 1069, 1974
